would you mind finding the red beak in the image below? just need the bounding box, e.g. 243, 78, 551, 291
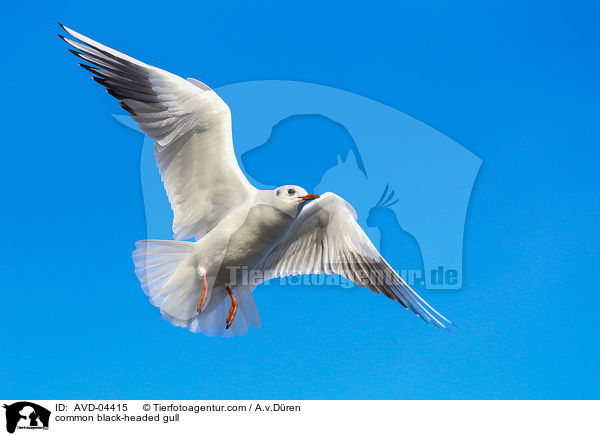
299, 194, 320, 202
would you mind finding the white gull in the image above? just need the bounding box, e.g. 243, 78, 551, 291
59, 24, 452, 337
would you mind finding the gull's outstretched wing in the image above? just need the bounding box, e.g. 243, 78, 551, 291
256, 193, 453, 329
59, 24, 256, 240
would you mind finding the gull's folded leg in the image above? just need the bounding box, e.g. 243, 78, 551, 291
196, 274, 208, 313
225, 285, 238, 329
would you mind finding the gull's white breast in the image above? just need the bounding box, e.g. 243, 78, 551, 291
192, 202, 296, 286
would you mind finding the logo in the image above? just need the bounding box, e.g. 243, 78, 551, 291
3, 402, 50, 433
116, 80, 481, 290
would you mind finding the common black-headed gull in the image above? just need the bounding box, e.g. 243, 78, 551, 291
59, 24, 452, 336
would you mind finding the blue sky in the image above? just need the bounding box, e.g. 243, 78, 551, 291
1, 0, 599, 399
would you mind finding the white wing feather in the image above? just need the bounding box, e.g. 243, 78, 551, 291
257, 193, 452, 329
60, 25, 256, 240
60, 26, 451, 331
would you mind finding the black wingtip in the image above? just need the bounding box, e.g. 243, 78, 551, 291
68, 50, 90, 64
106, 88, 127, 101
119, 101, 137, 116
79, 63, 94, 73
92, 76, 107, 87
106, 88, 119, 99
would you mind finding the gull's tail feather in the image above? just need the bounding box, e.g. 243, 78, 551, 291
133, 239, 200, 321
133, 239, 261, 337
162, 283, 261, 338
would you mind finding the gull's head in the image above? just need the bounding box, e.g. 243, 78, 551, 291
272, 185, 319, 216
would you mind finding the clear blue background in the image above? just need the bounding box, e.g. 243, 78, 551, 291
1, 0, 599, 399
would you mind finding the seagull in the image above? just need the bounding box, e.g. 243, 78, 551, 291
59, 24, 452, 336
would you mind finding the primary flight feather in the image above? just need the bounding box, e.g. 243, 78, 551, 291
59, 24, 452, 336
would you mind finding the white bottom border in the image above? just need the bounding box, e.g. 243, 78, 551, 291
0, 400, 596, 435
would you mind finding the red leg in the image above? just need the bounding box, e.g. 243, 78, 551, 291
225, 286, 238, 329
196, 274, 208, 314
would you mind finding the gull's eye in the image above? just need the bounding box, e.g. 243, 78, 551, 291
288, 188, 296, 195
